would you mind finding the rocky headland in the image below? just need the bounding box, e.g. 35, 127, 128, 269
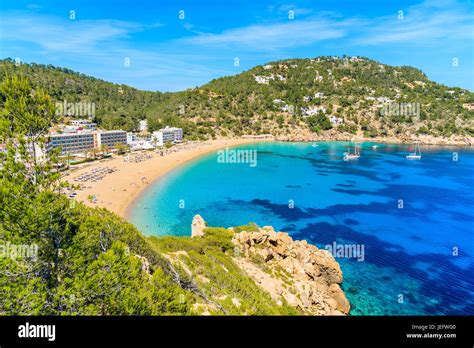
188, 215, 350, 315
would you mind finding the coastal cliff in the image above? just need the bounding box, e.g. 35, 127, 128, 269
232, 226, 350, 315
151, 215, 350, 315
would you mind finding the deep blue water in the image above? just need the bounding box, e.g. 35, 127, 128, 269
130, 142, 474, 315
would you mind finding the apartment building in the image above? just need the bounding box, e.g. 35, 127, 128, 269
47, 130, 127, 156
96, 130, 127, 149
47, 132, 95, 155
161, 127, 178, 143
153, 127, 183, 146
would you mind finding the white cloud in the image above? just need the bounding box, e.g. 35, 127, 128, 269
181, 0, 472, 51
355, 0, 474, 45
182, 16, 356, 51
0, 12, 141, 53
0, 11, 224, 91
0, 0, 472, 91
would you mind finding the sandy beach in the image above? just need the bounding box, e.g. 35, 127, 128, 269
63, 138, 264, 218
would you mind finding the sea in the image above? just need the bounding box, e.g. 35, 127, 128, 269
129, 141, 474, 315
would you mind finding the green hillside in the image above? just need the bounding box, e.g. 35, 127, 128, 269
0, 74, 297, 315
2, 56, 473, 315
1, 56, 473, 139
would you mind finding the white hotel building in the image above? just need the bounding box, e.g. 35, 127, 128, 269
48, 125, 184, 155
47, 132, 95, 155
127, 126, 183, 150
155, 126, 183, 144
47, 130, 127, 156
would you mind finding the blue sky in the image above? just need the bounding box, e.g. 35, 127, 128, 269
0, 0, 473, 91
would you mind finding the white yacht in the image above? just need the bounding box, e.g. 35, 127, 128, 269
345, 145, 360, 160
406, 144, 421, 159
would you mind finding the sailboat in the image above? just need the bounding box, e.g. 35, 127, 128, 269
345, 144, 360, 160
406, 144, 421, 159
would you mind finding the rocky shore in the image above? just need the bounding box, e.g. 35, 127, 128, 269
275, 129, 473, 146
231, 226, 350, 315
191, 215, 350, 315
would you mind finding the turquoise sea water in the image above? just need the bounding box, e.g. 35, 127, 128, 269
130, 141, 474, 315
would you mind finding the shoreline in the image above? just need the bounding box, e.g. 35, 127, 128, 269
279, 138, 474, 149
121, 139, 259, 220
275, 131, 473, 147
63, 138, 265, 219
64, 136, 472, 222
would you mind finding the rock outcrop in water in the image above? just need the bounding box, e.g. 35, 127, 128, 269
231, 225, 350, 315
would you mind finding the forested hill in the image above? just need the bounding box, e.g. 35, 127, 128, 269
0, 58, 165, 131
1, 56, 473, 140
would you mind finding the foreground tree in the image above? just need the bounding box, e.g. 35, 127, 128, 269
0, 75, 191, 315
